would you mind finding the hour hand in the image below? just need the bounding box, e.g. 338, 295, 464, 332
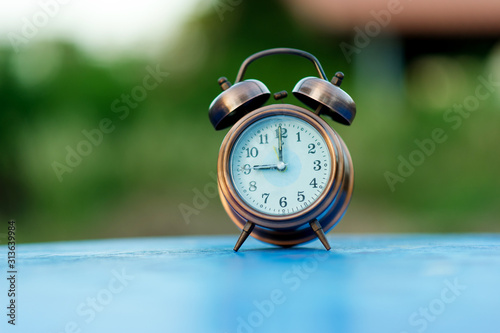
253, 164, 279, 170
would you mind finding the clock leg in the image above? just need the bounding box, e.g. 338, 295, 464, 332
233, 221, 256, 251
309, 219, 331, 251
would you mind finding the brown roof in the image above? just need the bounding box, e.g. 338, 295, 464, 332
285, 0, 500, 35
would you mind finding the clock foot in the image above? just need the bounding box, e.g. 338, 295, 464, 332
234, 221, 256, 251
309, 219, 331, 251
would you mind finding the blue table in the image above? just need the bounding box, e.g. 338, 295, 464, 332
1, 234, 499, 333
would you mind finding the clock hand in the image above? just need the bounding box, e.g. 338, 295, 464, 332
253, 163, 287, 171
275, 126, 288, 171
273, 146, 279, 160
253, 164, 279, 170
278, 125, 283, 163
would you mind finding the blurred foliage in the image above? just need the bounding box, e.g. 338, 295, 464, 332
1, 0, 499, 243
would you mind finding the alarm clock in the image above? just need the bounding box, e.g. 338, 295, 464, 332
208, 48, 356, 251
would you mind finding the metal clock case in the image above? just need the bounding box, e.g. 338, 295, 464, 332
208, 48, 356, 251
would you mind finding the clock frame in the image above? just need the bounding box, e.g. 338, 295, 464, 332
217, 104, 353, 249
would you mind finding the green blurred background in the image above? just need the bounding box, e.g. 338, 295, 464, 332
1, 0, 499, 243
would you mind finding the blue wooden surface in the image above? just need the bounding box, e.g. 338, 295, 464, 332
1, 234, 499, 333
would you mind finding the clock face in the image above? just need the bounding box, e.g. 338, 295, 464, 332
229, 114, 332, 216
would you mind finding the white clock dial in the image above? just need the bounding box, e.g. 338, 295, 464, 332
229, 115, 332, 216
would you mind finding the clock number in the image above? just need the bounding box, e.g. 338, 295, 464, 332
296, 132, 301, 142
249, 181, 257, 192
243, 164, 251, 175
246, 147, 258, 158
308, 143, 316, 154
262, 193, 270, 203
259, 134, 268, 144
279, 196, 287, 208
313, 160, 321, 171
297, 191, 305, 202
309, 178, 318, 188
275, 127, 288, 138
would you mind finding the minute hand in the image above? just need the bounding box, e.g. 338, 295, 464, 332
278, 125, 283, 162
